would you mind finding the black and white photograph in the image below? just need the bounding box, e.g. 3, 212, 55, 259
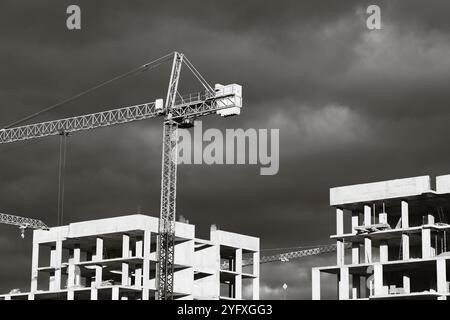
1, 0, 450, 311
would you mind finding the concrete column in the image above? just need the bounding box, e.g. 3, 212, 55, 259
50, 244, 57, 267
311, 268, 321, 300
252, 251, 260, 300
95, 268, 102, 287
30, 242, 39, 292
235, 249, 242, 299
90, 286, 98, 300
437, 259, 447, 296
426, 213, 435, 225
364, 205, 372, 226
336, 209, 344, 235
94, 237, 103, 287
28, 294, 35, 300
67, 290, 74, 300
68, 245, 81, 290
379, 212, 387, 225
122, 234, 130, 286
351, 211, 359, 235
401, 201, 410, 261
112, 286, 120, 300
363, 205, 372, 264
380, 212, 389, 262
338, 267, 349, 300
337, 240, 345, 266
403, 272, 410, 293
4, 296, 11, 300
135, 267, 142, 288
352, 275, 361, 299
373, 264, 384, 296
67, 256, 75, 300
364, 238, 372, 264
235, 248, 242, 273
73, 245, 81, 286
135, 237, 143, 258
142, 289, 150, 301
122, 234, 130, 257
53, 240, 63, 291
402, 234, 410, 260
142, 230, 151, 293
49, 244, 57, 290
235, 275, 242, 300
67, 260, 75, 293
401, 201, 409, 229
352, 243, 360, 265
95, 237, 103, 261
379, 240, 388, 263
422, 228, 432, 259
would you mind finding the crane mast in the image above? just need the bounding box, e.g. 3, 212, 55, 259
157, 52, 183, 300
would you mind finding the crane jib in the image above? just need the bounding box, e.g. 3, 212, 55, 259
0, 92, 239, 145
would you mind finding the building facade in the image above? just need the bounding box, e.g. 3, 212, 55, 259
313, 174, 450, 300
0, 214, 259, 300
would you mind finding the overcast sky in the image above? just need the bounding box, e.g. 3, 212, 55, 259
1, 0, 450, 299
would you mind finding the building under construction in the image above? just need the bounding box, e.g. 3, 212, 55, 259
313, 174, 450, 300
0, 214, 260, 300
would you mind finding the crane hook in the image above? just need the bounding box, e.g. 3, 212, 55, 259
19, 225, 27, 239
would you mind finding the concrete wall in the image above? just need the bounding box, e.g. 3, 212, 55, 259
211, 230, 259, 252
330, 176, 431, 206
436, 174, 450, 194
194, 244, 219, 275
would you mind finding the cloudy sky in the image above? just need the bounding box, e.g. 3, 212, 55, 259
1, 0, 450, 299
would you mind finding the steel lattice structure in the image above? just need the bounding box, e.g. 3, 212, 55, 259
156, 52, 184, 300
0, 213, 49, 231
0, 93, 237, 145
0, 52, 242, 300
0, 102, 159, 144
239, 243, 353, 267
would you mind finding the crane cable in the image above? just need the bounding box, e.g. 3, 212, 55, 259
183, 57, 214, 94
2, 52, 174, 129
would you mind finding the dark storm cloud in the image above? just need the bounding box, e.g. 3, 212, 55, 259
1, 0, 450, 298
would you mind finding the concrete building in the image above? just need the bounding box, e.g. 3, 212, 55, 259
0, 214, 259, 300
313, 174, 450, 300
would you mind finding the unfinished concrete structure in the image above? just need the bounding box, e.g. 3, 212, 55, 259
0, 214, 259, 300
313, 175, 450, 300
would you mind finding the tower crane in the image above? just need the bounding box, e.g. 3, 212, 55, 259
243, 243, 352, 266
0, 52, 242, 300
0, 212, 49, 239
222, 243, 352, 269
